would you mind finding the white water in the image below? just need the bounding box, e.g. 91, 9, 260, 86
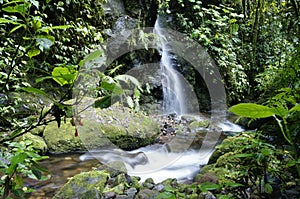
154, 16, 192, 116
126, 144, 212, 183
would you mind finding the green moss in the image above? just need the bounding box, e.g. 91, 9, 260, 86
43, 119, 84, 153
53, 170, 110, 199
189, 119, 210, 130
14, 132, 48, 153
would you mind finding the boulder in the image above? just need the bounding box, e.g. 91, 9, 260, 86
43, 103, 160, 153
53, 170, 110, 199
14, 132, 48, 153
43, 119, 84, 153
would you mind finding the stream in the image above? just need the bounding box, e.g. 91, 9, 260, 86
26, 116, 243, 198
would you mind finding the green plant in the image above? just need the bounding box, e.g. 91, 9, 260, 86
156, 185, 185, 199
230, 101, 300, 180
202, 132, 291, 198
0, 140, 48, 199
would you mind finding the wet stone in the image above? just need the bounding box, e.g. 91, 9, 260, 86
104, 191, 116, 199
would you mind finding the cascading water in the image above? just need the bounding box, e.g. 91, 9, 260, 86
154, 16, 190, 116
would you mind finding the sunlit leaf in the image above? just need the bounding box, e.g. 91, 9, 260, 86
27, 49, 40, 58
290, 104, 300, 112
229, 103, 275, 118
52, 66, 78, 86
36, 37, 53, 51
126, 96, 134, 108
29, 0, 39, 8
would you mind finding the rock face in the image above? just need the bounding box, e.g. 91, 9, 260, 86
43, 103, 159, 153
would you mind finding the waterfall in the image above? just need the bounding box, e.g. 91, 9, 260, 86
154, 16, 191, 116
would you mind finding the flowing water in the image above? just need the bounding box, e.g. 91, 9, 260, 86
154, 16, 197, 116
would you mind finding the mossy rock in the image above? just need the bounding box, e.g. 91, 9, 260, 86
53, 170, 110, 199
78, 103, 160, 151
208, 133, 254, 164
43, 119, 84, 153
43, 103, 159, 153
188, 119, 210, 131
14, 132, 47, 153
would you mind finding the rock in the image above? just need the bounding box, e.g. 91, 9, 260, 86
43, 103, 159, 153
188, 119, 210, 131
43, 119, 84, 153
135, 189, 158, 199
199, 191, 217, 199
104, 191, 116, 199
194, 172, 218, 184
53, 170, 110, 199
14, 132, 48, 153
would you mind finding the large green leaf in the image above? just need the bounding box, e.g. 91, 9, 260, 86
52, 66, 78, 86
229, 103, 275, 119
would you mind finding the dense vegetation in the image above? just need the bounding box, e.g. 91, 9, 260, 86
0, 0, 299, 198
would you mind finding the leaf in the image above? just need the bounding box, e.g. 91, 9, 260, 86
22, 87, 47, 96
10, 24, 24, 33
225, 182, 243, 188
198, 182, 220, 192
36, 38, 53, 51
35, 76, 53, 83
50, 25, 73, 30
27, 49, 40, 58
41, 25, 73, 32
52, 66, 78, 86
83, 50, 103, 63
0, 18, 21, 25
271, 107, 289, 118
31, 166, 42, 179
2, 4, 27, 14
126, 96, 134, 108
101, 76, 117, 91
115, 74, 141, 90
264, 183, 273, 194
155, 192, 176, 199
15, 175, 24, 186
94, 95, 112, 108
29, 0, 39, 8
229, 103, 275, 119
232, 153, 254, 158
6, 153, 27, 175
290, 104, 300, 112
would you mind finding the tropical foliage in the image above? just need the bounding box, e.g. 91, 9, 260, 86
0, 0, 299, 198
